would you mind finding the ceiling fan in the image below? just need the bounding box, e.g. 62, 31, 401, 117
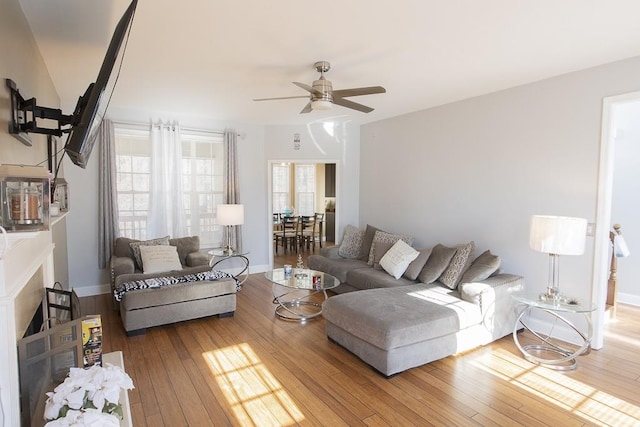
253, 61, 386, 114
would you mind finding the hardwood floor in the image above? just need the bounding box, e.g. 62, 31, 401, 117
83, 271, 640, 426
272, 240, 332, 269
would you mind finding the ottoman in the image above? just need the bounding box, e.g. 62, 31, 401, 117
322, 283, 488, 376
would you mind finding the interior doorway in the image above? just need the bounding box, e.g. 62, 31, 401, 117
592, 90, 640, 349
267, 160, 339, 269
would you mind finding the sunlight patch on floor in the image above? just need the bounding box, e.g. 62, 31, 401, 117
203, 343, 305, 426
471, 348, 640, 426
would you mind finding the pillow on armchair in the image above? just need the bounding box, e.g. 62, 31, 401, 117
139, 245, 183, 274
129, 236, 170, 270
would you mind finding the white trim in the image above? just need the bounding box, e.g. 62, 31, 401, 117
73, 284, 111, 297
267, 159, 340, 270
592, 90, 640, 349
618, 292, 640, 307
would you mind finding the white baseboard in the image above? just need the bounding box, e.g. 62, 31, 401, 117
617, 292, 640, 307
73, 284, 111, 297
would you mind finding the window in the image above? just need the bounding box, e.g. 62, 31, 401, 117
295, 164, 316, 216
272, 164, 290, 214
115, 129, 150, 240
114, 126, 224, 248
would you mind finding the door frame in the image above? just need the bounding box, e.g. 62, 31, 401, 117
267, 159, 340, 269
592, 90, 640, 349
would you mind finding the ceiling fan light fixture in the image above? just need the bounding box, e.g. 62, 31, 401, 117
311, 99, 332, 110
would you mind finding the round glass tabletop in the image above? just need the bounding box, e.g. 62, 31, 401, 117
265, 268, 339, 291
512, 294, 596, 313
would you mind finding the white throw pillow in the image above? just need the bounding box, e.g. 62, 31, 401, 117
139, 244, 183, 274
379, 239, 420, 279
367, 230, 414, 265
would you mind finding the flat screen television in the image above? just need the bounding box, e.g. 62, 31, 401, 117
64, 0, 138, 168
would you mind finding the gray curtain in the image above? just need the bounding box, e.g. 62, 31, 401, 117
224, 129, 242, 250
98, 118, 120, 268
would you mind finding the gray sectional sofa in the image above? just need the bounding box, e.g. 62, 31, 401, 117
308, 225, 524, 376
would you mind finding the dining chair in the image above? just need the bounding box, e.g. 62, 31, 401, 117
279, 215, 300, 252
298, 215, 316, 250
273, 213, 284, 252
312, 212, 325, 249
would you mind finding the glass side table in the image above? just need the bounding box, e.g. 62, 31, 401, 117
208, 249, 250, 288
512, 294, 595, 371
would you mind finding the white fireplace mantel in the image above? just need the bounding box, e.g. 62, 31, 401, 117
0, 229, 55, 427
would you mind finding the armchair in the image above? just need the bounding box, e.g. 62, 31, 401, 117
109, 235, 237, 335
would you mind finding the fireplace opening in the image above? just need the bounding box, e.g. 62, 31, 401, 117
22, 301, 44, 339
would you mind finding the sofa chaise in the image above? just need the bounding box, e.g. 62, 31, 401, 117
110, 236, 237, 335
308, 224, 524, 375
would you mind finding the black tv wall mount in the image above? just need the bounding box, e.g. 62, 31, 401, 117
6, 78, 75, 146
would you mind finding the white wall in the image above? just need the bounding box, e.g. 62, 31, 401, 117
1, 0, 69, 287
612, 101, 640, 303
361, 55, 640, 306
0, 0, 68, 422
264, 121, 360, 244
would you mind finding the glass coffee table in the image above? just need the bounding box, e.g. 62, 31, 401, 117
265, 268, 338, 322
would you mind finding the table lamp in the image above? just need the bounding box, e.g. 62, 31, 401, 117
529, 215, 587, 304
217, 204, 244, 254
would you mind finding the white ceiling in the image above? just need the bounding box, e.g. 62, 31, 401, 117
18, 0, 640, 127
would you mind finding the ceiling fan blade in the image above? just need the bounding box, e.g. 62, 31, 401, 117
253, 95, 309, 101
332, 86, 386, 98
332, 96, 374, 113
300, 102, 312, 114
293, 81, 324, 97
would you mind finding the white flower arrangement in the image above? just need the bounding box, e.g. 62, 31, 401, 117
44, 363, 134, 426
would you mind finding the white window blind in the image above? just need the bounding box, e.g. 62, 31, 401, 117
295, 164, 316, 216
272, 164, 290, 214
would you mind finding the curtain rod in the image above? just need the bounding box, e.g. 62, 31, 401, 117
112, 120, 243, 138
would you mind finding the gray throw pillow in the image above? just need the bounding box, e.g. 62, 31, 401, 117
129, 236, 170, 270
403, 247, 432, 281
417, 244, 457, 284
358, 224, 381, 261
439, 241, 475, 289
372, 241, 395, 270
338, 225, 365, 258
461, 250, 501, 283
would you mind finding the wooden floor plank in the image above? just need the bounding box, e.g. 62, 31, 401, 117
80, 263, 640, 427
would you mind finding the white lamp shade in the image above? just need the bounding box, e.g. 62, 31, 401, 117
311, 100, 332, 110
217, 204, 244, 226
529, 215, 587, 255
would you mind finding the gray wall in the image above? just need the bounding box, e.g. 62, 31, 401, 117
361, 55, 640, 306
